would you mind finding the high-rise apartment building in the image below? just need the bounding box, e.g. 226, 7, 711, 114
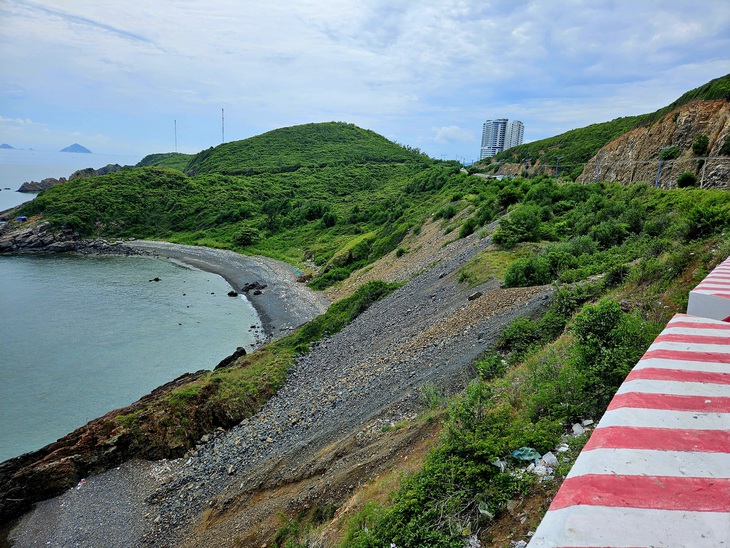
480, 119, 524, 159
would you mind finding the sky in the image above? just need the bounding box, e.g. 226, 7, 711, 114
1, 1, 729, 163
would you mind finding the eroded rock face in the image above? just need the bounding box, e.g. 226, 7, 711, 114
580, 99, 730, 189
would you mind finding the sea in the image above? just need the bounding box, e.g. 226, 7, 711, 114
0, 150, 261, 462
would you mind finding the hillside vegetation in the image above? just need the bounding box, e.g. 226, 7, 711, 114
487, 73, 730, 180
8, 82, 730, 546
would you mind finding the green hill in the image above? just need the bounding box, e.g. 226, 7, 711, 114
489, 73, 730, 179
19, 123, 457, 286
185, 121, 429, 176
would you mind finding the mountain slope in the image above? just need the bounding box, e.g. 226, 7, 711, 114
489, 73, 730, 181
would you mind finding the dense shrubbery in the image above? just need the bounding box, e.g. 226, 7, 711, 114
492, 177, 730, 288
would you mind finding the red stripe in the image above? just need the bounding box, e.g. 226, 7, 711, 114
627, 367, 730, 385
641, 348, 730, 364
608, 392, 730, 412
584, 426, 730, 453
666, 320, 730, 331
550, 475, 730, 512
654, 332, 730, 345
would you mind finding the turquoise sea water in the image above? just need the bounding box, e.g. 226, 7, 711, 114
0, 253, 260, 461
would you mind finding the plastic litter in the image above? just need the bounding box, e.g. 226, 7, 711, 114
572, 423, 586, 436
512, 447, 541, 461
491, 458, 508, 472
510, 541, 528, 548
582, 419, 594, 427
478, 502, 494, 520
555, 443, 570, 453
541, 451, 559, 467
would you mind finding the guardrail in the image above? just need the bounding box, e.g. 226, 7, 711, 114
529, 257, 730, 547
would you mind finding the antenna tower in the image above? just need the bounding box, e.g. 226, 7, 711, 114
221, 109, 225, 144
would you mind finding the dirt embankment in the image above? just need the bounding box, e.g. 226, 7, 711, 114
8, 220, 552, 547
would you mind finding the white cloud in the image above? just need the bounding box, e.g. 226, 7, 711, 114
0, 0, 728, 157
433, 125, 475, 145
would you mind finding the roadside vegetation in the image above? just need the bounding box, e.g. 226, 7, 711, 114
269, 177, 730, 546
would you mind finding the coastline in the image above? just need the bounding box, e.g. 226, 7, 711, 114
0, 238, 331, 527
124, 241, 330, 340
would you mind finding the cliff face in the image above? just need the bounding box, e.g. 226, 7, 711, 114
579, 100, 730, 189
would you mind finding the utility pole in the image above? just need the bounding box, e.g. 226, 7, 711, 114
221, 109, 225, 144
174, 119, 177, 153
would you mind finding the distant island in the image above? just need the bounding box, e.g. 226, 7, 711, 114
60, 143, 92, 153
0, 144, 15, 149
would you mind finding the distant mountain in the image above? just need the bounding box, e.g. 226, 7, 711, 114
60, 143, 92, 153
0, 144, 15, 149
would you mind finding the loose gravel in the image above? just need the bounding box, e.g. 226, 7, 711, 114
10, 233, 553, 547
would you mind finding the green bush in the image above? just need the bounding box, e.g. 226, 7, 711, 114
692, 134, 709, 156
676, 171, 697, 188
503, 256, 551, 287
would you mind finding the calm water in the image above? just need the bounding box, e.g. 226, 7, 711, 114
0, 254, 260, 461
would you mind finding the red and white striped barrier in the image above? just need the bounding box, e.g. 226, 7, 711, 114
687, 257, 730, 322
528, 313, 730, 547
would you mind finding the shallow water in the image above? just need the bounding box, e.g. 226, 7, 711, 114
0, 253, 260, 461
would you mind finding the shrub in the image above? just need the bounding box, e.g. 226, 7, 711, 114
321, 211, 338, 227
459, 217, 477, 238
692, 134, 709, 156
503, 256, 552, 287
660, 146, 680, 160
434, 204, 457, 220
676, 171, 697, 188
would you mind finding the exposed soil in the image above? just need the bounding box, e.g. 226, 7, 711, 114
8, 219, 553, 547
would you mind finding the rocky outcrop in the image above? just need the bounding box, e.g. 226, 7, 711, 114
0, 371, 207, 522
69, 164, 123, 180
18, 177, 66, 193
16, 164, 124, 193
580, 99, 730, 188
0, 222, 139, 255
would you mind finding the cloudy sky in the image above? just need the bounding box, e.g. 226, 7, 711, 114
1, 1, 729, 162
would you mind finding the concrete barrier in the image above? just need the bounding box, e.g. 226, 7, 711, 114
687, 256, 730, 321
529, 311, 730, 547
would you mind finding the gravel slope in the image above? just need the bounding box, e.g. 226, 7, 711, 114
10, 231, 553, 547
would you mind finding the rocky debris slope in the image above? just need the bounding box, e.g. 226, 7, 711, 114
580, 99, 730, 188
10, 228, 553, 546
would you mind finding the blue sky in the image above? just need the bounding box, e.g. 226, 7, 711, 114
1, 0, 729, 163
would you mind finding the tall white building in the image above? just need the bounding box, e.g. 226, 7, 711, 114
480, 119, 524, 159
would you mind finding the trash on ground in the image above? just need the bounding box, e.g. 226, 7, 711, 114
512, 447, 541, 461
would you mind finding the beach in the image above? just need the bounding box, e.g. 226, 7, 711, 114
124, 241, 330, 339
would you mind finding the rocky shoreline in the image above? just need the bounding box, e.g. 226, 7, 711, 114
0, 224, 330, 532
5, 222, 554, 546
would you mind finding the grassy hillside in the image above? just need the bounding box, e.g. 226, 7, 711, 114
488, 72, 730, 180
18, 123, 462, 285
185, 122, 429, 176
291, 180, 730, 547
136, 152, 194, 171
